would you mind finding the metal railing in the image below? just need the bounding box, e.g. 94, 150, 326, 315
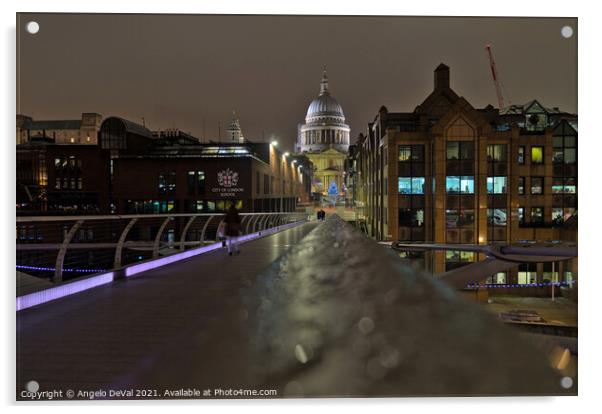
16, 212, 308, 284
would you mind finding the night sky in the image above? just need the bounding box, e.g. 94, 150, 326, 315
17, 14, 577, 151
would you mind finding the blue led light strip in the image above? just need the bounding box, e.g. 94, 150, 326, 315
16, 265, 107, 273
466, 281, 577, 289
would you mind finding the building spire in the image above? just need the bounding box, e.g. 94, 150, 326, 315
320, 66, 329, 95
227, 109, 244, 143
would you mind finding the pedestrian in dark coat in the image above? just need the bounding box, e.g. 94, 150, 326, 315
224, 203, 241, 255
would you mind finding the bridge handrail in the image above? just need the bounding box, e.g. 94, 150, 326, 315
16, 212, 298, 223
16, 212, 309, 285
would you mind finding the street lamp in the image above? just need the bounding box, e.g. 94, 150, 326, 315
270, 140, 278, 147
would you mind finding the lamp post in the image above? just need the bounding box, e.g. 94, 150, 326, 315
552, 261, 556, 302
280, 152, 289, 212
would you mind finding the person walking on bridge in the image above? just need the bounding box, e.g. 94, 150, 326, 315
224, 203, 241, 256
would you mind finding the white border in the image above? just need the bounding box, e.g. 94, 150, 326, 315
3, 1, 600, 413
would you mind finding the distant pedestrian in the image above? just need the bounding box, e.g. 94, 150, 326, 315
319, 209, 326, 221
217, 220, 227, 247
224, 203, 241, 255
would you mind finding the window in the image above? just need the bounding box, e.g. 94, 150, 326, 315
398, 177, 425, 194
446, 141, 474, 160
55, 178, 61, 189
531, 177, 543, 195
518, 177, 525, 195
398, 145, 425, 189
256, 172, 260, 195
487, 144, 507, 162
398, 208, 424, 227
518, 271, 537, 284
531, 146, 544, 164
518, 207, 525, 225
531, 207, 544, 223
158, 172, 176, 194
518, 146, 525, 164
552, 207, 575, 223
486, 272, 507, 285
446, 142, 459, 160
398, 146, 411, 161
446, 209, 475, 228
77, 178, 82, 190
187, 171, 196, 195
553, 177, 576, 194
446, 176, 474, 194
445, 251, 475, 263
553, 130, 577, 164
552, 208, 563, 222
197, 171, 205, 194
487, 208, 507, 226
487, 176, 507, 194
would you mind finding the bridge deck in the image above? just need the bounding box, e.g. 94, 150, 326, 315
17, 218, 572, 398
17, 222, 318, 397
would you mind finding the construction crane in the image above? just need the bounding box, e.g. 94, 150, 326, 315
485, 44, 505, 109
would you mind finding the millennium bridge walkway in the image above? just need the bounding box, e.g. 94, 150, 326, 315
16, 215, 575, 399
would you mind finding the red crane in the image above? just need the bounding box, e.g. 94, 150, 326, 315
485, 44, 505, 109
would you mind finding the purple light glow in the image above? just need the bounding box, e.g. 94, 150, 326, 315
16, 220, 306, 311
124, 220, 305, 277
16, 272, 114, 311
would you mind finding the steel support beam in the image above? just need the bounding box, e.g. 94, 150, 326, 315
113, 218, 138, 269
54, 220, 84, 283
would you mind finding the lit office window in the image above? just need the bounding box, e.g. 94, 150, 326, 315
445, 209, 475, 228
518, 177, 525, 195
446, 176, 474, 194
398, 177, 425, 194
445, 251, 475, 263
531, 146, 544, 164
197, 171, 206, 194
487, 208, 507, 226
531, 177, 544, 194
487, 144, 507, 161
518, 207, 525, 225
487, 176, 507, 194
518, 146, 525, 164
553, 177, 576, 194
486, 272, 507, 285
552, 207, 575, 223
531, 207, 544, 223
158, 172, 176, 193
398, 146, 412, 161
518, 271, 537, 284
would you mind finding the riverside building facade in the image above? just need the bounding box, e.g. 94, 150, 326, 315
354, 64, 577, 284
17, 115, 311, 215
